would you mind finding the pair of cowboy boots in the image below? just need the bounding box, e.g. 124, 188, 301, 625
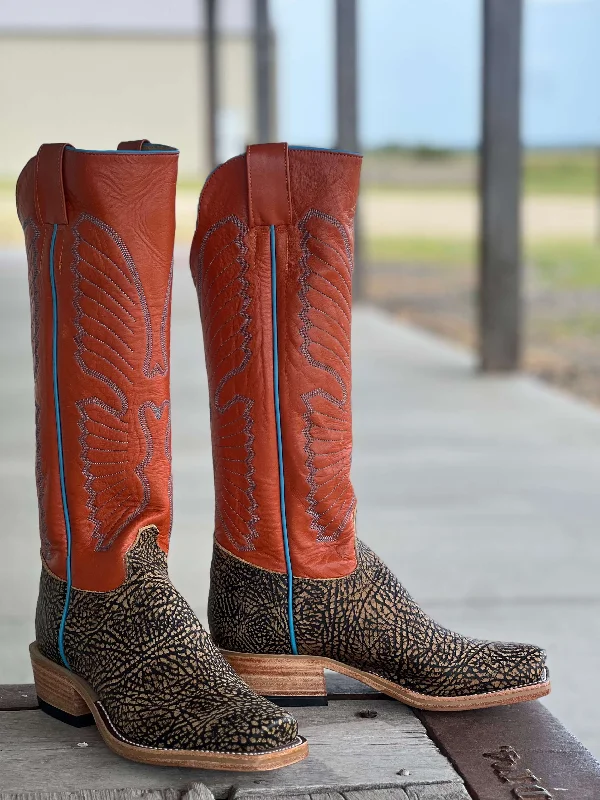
16, 140, 550, 772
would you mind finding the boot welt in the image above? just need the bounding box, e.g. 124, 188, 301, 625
29, 643, 308, 771
222, 650, 551, 712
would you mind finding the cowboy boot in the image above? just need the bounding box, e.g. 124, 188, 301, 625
17, 140, 307, 769
190, 143, 550, 711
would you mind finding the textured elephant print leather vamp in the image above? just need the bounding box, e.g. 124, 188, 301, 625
37, 527, 299, 752
209, 538, 547, 697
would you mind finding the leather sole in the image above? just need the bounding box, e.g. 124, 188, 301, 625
30, 643, 308, 771
222, 650, 551, 711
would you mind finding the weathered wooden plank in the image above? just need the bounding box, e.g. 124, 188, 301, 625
307, 794, 344, 800
404, 785, 470, 800
0, 700, 464, 796
0, 785, 214, 800
344, 784, 470, 800
0, 787, 470, 800
344, 789, 409, 800
231, 796, 313, 800
234, 795, 312, 800
478, 0, 523, 371
5, 678, 597, 798
0, 684, 38, 711
419, 700, 600, 799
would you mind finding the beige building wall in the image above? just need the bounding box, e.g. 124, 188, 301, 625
0, 34, 255, 179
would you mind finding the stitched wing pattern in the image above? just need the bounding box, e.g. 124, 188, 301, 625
298, 210, 356, 543
72, 214, 171, 551
196, 216, 258, 551
24, 217, 50, 560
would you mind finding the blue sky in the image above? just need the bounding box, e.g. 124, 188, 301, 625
272, 0, 600, 148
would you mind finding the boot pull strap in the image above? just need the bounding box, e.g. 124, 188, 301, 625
34, 143, 69, 225
246, 143, 292, 227
117, 139, 149, 151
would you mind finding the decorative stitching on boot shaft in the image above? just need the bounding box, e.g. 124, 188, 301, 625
195, 216, 258, 552
23, 216, 50, 562
208, 539, 547, 698
71, 214, 172, 552
36, 527, 299, 753
298, 210, 356, 544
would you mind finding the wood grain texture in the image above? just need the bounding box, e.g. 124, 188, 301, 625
0, 685, 38, 711
0, 786, 215, 800
403, 786, 470, 800
344, 791, 408, 800
0, 699, 465, 797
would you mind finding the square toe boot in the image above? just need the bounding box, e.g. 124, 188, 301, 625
190, 143, 550, 711
17, 141, 307, 770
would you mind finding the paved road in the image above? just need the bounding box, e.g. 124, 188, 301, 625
1, 248, 599, 758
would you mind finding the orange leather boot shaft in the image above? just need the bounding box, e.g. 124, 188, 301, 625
191, 144, 362, 579
17, 143, 178, 591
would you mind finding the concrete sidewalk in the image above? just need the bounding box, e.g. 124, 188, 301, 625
1, 249, 599, 757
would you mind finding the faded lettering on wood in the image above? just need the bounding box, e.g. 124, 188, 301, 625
483, 746, 554, 798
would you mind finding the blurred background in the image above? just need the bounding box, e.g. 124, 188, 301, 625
2, 0, 600, 399
1, 0, 600, 761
